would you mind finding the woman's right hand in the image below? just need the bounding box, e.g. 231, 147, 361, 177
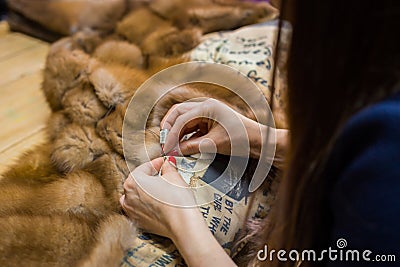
160, 98, 267, 158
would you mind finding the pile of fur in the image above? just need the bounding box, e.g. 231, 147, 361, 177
0, 1, 281, 266
7, 0, 277, 41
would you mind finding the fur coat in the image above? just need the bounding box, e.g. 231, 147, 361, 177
0, 1, 283, 266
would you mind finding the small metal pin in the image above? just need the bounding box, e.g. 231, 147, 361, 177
160, 129, 169, 156
160, 129, 169, 145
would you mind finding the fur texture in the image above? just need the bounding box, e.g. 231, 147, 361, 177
141, 27, 202, 57
7, 0, 127, 35
88, 62, 148, 108
51, 123, 111, 173
116, 8, 173, 45
150, 0, 278, 33
42, 49, 90, 111
93, 40, 144, 69
61, 82, 108, 126
0, 1, 283, 266
78, 215, 137, 267
0, 215, 94, 267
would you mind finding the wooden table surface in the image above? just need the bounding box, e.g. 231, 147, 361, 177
0, 21, 51, 175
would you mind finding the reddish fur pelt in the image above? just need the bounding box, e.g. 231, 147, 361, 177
0, 1, 280, 266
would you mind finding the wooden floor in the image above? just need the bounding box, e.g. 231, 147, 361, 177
0, 21, 50, 175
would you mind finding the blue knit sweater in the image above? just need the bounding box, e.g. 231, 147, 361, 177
327, 92, 400, 266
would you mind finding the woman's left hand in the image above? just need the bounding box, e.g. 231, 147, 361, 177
120, 157, 237, 266
120, 157, 202, 239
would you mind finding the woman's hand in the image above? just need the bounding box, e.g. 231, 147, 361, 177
120, 157, 237, 266
161, 98, 267, 158
120, 157, 200, 238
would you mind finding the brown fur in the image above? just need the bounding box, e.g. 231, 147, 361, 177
42, 49, 90, 111
141, 27, 202, 57
150, 0, 278, 33
116, 8, 173, 45
61, 82, 108, 126
115, 8, 202, 57
51, 124, 111, 173
85, 154, 129, 209
49, 30, 116, 55
70, 29, 104, 54
175, 6, 258, 33
123, 126, 164, 166
0, 2, 284, 265
0, 214, 95, 267
78, 215, 137, 267
0, 145, 112, 267
0, 170, 111, 219
93, 40, 144, 69
88, 61, 148, 108
0, 145, 57, 186
96, 103, 126, 156
149, 0, 215, 21
7, 0, 127, 35
47, 111, 71, 142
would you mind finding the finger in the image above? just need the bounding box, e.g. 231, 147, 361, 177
180, 135, 218, 155
127, 158, 165, 192
178, 137, 202, 155
161, 158, 178, 174
164, 110, 210, 153
123, 173, 135, 193
120, 194, 136, 213
160, 102, 199, 130
134, 157, 165, 175
119, 194, 140, 223
161, 159, 189, 187
171, 131, 205, 155
119, 194, 125, 209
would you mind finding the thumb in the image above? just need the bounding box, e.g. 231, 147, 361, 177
161, 157, 179, 175
161, 157, 188, 187
134, 157, 165, 175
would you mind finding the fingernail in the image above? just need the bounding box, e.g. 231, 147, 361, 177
119, 195, 125, 205
168, 156, 177, 168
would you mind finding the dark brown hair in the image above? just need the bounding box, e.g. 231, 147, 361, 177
247, 0, 400, 266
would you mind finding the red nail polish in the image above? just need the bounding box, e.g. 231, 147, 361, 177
166, 149, 180, 156
168, 156, 177, 167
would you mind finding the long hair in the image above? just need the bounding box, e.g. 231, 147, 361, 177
246, 0, 400, 266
